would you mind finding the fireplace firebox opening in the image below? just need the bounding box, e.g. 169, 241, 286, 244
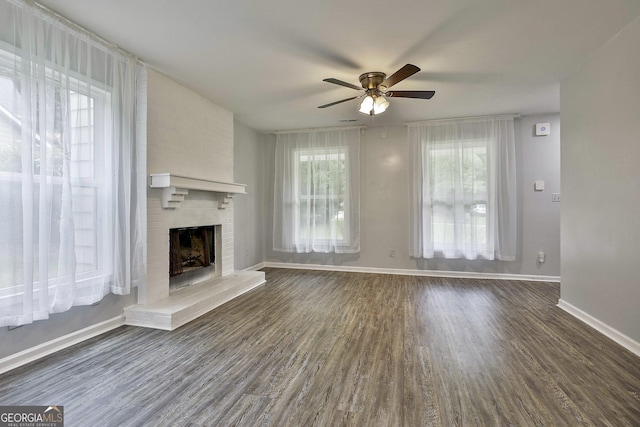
169, 226, 216, 290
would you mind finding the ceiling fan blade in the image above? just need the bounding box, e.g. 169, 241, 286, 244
318, 96, 359, 109
323, 78, 363, 91
385, 90, 435, 99
379, 64, 421, 90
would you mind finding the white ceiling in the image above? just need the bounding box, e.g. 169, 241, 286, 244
39, 0, 640, 132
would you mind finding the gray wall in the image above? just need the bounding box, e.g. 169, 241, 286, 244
234, 120, 267, 270
265, 115, 561, 277
0, 293, 135, 359
560, 15, 640, 342
519, 114, 561, 276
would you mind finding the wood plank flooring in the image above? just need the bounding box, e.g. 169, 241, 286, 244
0, 268, 639, 426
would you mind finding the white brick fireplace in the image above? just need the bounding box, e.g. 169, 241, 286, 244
144, 174, 243, 303
123, 68, 265, 330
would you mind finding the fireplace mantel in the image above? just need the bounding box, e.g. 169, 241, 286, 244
149, 173, 247, 209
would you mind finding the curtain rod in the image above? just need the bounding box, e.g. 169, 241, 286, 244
405, 113, 521, 126
8, 0, 137, 60
272, 125, 366, 135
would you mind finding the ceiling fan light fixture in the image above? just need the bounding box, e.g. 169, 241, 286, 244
373, 95, 389, 114
358, 95, 374, 114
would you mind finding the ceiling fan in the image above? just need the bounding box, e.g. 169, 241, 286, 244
318, 64, 435, 115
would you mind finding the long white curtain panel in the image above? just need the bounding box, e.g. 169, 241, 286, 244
0, 0, 145, 326
273, 128, 361, 253
408, 116, 517, 260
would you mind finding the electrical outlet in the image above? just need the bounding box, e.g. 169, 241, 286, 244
389, 249, 396, 258
552, 193, 561, 202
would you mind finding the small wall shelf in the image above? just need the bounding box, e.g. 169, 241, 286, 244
149, 173, 247, 209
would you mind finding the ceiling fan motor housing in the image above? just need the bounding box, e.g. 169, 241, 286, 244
359, 72, 386, 90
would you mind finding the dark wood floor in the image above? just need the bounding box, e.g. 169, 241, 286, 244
1, 268, 639, 426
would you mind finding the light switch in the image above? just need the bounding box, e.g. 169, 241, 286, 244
534, 181, 545, 191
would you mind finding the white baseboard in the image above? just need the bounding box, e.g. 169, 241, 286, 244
263, 261, 561, 283
557, 299, 640, 358
0, 316, 124, 375
244, 262, 267, 272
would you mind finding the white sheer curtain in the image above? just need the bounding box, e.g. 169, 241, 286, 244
0, 0, 145, 326
273, 128, 360, 253
408, 116, 516, 260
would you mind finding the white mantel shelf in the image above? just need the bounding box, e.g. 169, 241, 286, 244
149, 173, 246, 194
149, 173, 247, 209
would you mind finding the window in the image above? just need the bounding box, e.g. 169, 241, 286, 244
294, 147, 348, 244
0, 64, 108, 298
68, 88, 107, 278
273, 128, 360, 253
409, 116, 517, 261
0, 0, 143, 327
428, 139, 488, 255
